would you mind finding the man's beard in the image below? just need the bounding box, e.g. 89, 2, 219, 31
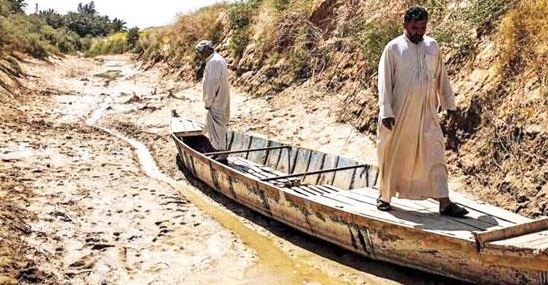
409, 34, 424, 43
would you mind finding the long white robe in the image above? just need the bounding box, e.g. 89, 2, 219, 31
377, 34, 455, 202
202, 52, 230, 153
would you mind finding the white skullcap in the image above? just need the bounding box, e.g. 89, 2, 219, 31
195, 40, 213, 52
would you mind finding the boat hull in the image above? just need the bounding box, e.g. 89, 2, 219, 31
170, 121, 548, 285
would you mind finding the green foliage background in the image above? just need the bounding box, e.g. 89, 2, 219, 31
0, 0, 141, 64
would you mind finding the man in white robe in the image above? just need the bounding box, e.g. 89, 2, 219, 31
195, 40, 231, 163
376, 7, 468, 217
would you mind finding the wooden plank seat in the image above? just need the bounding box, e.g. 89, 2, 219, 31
171, 116, 203, 137
228, 156, 300, 187
283, 184, 435, 229
204, 145, 290, 156
490, 231, 548, 250
474, 218, 548, 250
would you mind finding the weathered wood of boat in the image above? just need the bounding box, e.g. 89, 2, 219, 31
170, 115, 548, 285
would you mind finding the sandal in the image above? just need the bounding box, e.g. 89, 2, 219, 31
376, 198, 391, 211
440, 202, 469, 218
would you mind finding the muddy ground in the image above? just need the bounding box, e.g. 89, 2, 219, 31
0, 54, 469, 284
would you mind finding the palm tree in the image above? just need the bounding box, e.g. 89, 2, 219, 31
39, 8, 64, 29
77, 1, 96, 15
111, 18, 126, 33
126, 27, 140, 48
9, 0, 27, 14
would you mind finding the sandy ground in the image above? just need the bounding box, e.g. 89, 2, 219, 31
0, 54, 468, 284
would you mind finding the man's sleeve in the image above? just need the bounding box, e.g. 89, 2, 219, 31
378, 46, 395, 119
203, 60, 221, 108
436, 53, 456, 111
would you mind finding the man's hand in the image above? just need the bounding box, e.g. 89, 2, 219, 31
382, 118, 395, 130
446, 110, 457, 129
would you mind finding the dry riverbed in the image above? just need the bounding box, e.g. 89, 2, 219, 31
0, 54, 467, 285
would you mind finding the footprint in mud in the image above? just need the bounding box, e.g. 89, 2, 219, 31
90, 244, 115, 250
84, 236, 114, 251
160, 196, 188, 207
48, 211, 74, 222
67, 254, 96, 277
153, 220, 173, 241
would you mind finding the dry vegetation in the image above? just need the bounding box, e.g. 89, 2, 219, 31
135, 0, 547, 217
135, 4, 230, 78
454, 0, 548, 217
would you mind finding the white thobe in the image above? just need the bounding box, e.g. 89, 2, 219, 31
377, 34, 455, 202
202, 52, 230, 153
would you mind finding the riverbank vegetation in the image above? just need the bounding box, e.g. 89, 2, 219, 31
0, 0, 139, 62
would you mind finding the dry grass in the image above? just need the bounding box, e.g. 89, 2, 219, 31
451, 0, 548, 217
65, 66, 87, 78
164, 4, 229, 65
131, 3, 231, 80
496, 0, 548, 79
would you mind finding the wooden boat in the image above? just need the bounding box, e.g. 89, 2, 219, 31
170, 115, 548, 285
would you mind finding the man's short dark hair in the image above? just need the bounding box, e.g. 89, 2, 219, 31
404, 6, 428, 23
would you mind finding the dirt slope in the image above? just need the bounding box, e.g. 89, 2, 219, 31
142, 0, 547, 218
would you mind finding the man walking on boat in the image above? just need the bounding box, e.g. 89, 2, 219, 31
376, 6, 468, 217
195, 40, 231, 164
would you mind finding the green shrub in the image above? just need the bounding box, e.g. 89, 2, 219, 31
209, 21, 224, 46
88, 32, 127, 56
52, 27, 82, 53
7, 55, 21, 74
339, 17, 400, 76
39, 24, 56, 43
228, 1, 257, 29
290, 47, 310, 80
24, 33, 50, 59
0, 0, 10, 17
230, 27, 250, 58
39, 8, 65, 29
0, 14, 59, 58
227, 1, 260, 58
2, 14, 30, 49
462, 0, 516, 28
133, 30, 161, 59
0, 0, 138, 59
126, 27, 139, 49
149, 3, 229, 68
272, 0, 291, 11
